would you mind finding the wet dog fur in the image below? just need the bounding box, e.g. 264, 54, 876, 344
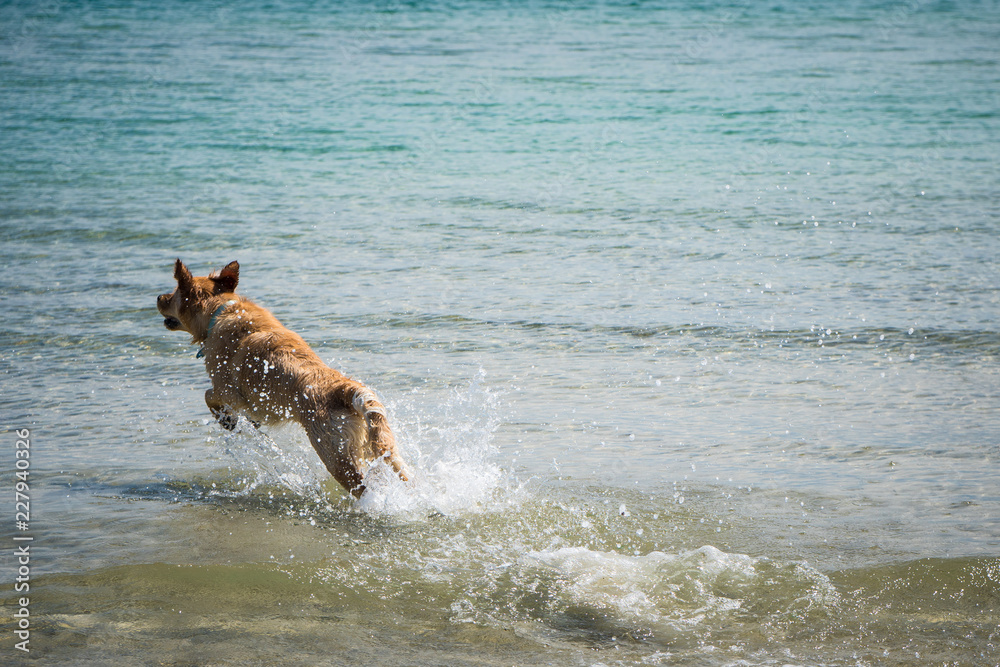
157, 259, 410, 498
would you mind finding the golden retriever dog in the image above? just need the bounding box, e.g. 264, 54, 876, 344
157, 259, 410, 498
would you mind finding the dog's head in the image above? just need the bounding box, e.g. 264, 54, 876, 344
157, 259, 239, 340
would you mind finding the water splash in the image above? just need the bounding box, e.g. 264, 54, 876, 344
214, 371, 518, 518
216, 418, 330, 504
354, 370, 517, 517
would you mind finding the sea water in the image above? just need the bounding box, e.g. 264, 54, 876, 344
1, 0, 999, 664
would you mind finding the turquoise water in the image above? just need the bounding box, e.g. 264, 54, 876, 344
2, 1, 999, 664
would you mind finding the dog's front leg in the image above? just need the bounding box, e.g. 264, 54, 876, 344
205, 388, 261, 431
205, 389, 239, 430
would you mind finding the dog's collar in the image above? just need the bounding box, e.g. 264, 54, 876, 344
197, 299, 238, 359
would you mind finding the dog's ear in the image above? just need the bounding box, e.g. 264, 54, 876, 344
174, 259, 193, 289
212, 261, 239, 294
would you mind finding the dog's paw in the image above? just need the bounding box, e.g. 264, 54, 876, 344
210, 405, 260, 432
212, 408, 238, 431
218, 413, 239, 431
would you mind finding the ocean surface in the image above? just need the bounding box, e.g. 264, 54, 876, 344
2, 0, 999, 664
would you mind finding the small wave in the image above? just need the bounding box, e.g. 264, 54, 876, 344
516, 544, 840, 640
522, 545, 756, 632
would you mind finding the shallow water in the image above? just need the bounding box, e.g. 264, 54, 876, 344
2, 0, 999, 664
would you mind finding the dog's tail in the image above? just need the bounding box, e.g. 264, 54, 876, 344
352, 387, 411, 482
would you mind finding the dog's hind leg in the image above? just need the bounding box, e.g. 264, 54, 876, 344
304, 415, 367, 498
